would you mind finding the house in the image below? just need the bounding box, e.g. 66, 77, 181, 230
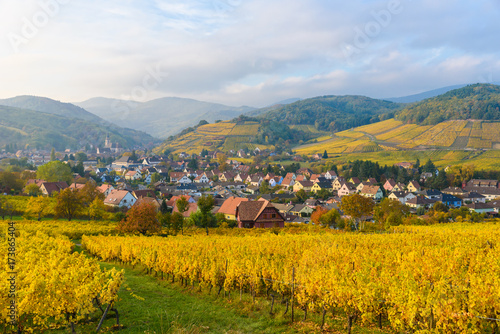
349, 177, 361, 186
462, 192, 486, 204
249, 175, 263, 187
423, 189, 442, 201
383, 179, 397, 192
173, 202, 198, 217
296, 168, 314, 178
104, 190, 137, 208
405, 196, 435, 210
465, 179, 499, 188
194, 174, 210, 183
96, 184, 114, 197
293, 180, 314, 193
441, 194, 462, 208
281, 173, 296, 188
311, 181, 333, 194
442, 187, 466, 196
338, 182, 357, 197
132, 189, 156, 199
217, 197, 249, 220
394, 162, 413, 169
332, 177, 346, 191
124, 170, 142, 181
356, 182, 372, 193
464, 202, 495, 214
40, 182, 68, 196
324, 170, 337, 180
461, 187, 500, 201
170, 172, 187, 183
388, 191, 416, 204
268, 176, 282, 188
234, 173, 248, 183
272, 203, 294, 215
178, 175, 192, 184
392, 183, 405, 192
236, 200, 285, 228
407, 181, 421, 193
309, 174, 322, 183
359, 185, 383, 201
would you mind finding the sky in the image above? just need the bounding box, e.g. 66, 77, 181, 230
0, 0, 499, 107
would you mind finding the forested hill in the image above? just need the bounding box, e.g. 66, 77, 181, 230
257, 95, 403, 132
0, 105, 157, 151
396, 83, 500, 125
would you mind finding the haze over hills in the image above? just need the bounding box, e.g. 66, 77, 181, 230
76, 97, 256, 139
0, 97, 158, 151
0, 95, 103, 123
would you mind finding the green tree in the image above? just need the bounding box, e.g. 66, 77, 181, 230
151, 172, 162, 184
188, 158, 198, 170
75, 152, 87, 163
374, 198, 410, 230
175, 197, 189, 234
37, 161, 73, 183
197, 195, 215, 235
50, 148, 57, 161
295, 189, 308, 202
24, 183, 42, 196
322, 150, 328, 159
320, 209, 341, 228
423, 158, 436, 173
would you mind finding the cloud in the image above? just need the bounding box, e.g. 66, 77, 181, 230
0, 0, 499, 107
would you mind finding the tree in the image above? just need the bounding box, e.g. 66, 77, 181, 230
188, 158, 198, 170
339, 193, 374, 230
50, 148, 57, 161
322, 150, 328, 159
423, 158, 436, 173
175, 197, 189, 234
25, 196, 50, 221
88, 197, 107, 220
24, 183, 42, 196
311, 206, 328, 225
320, 209, 341, 227
259, 180, 271, 194
75, 152, 87, 163
217, 153, 229, 171
80, 181, 104, 208
197, 195, 215, 235
160, 199, 169, 214
55, 188, 82, 221
373, 198, 410, 230
295, 189, 308, 202
37, 161, 73, 183
151, 172, 162, 184
117, 202, 160, 235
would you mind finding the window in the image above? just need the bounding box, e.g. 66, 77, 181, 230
272, 213, 276, 218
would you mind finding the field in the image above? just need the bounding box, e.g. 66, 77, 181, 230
4, 220, 500, 333
294, 119, 500, 168
81, 223, 500, 334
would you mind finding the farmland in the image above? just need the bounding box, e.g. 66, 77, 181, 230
295, 119, 500, 154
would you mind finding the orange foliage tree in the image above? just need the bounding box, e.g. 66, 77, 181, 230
117, 202, 160, 235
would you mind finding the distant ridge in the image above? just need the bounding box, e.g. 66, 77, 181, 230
76, 97, 256, 139
385, 82, 500, 103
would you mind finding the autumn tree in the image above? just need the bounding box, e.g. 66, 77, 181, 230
37, 161, 73, 183
175, 197, 189, 234
25, 196, 51, 221
339, 193, 374, 230
117, 202, 160, 235
88, 197, 107, 220
311, 206, 328, 225
217, 153, 229, 171
54, 188, 82, 221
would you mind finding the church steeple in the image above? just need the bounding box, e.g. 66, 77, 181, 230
105, 133, 111, 148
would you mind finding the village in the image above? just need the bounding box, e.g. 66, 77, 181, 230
4, 142, 499, 229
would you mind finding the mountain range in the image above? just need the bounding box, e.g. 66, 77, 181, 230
75, 97, 255, 139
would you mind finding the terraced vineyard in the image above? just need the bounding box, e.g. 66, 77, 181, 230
295, 119, 500, 154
